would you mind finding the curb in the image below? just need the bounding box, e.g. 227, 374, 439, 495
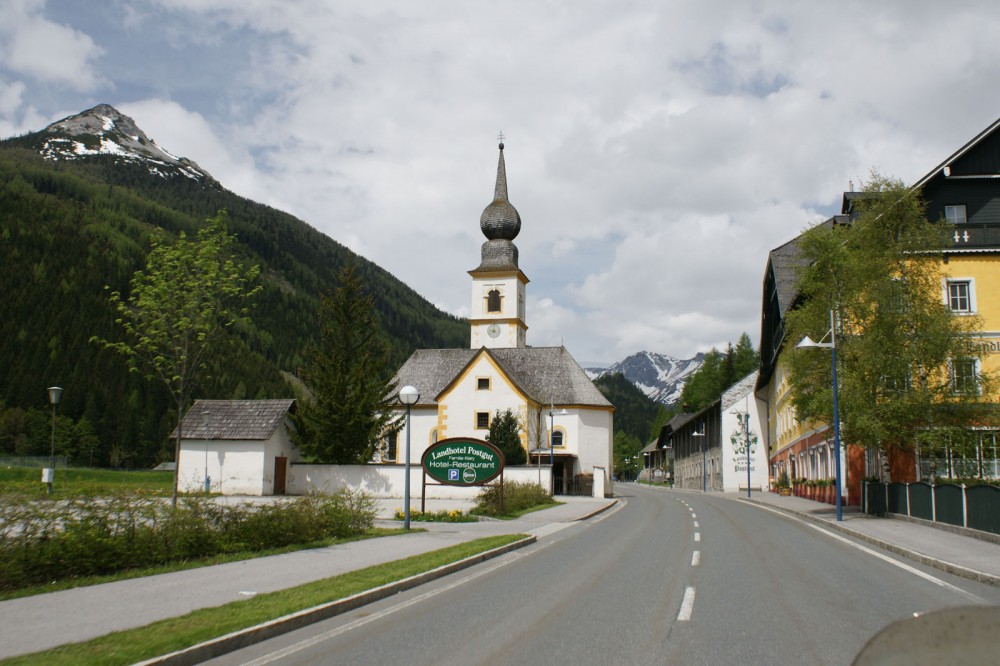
136, 535, 537, 666
574, 498, 618, 521
738, 497, 1000, 588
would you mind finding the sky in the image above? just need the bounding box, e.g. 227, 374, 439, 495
4, 1, 1000, 366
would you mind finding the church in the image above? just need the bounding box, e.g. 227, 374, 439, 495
387, 141, 614, 495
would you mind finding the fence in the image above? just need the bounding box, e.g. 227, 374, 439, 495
863, 480, 1000, 536
0, 455, 69, 469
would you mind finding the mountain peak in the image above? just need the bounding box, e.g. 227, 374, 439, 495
36, 104, 213, 183
587, 350, 704, 406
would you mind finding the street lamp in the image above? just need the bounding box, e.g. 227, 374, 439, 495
398, 385, 420, 531
797, 309, 843, 522
45, 386, 62, 494
692, 424, 706, 491
201, 409, 211, 494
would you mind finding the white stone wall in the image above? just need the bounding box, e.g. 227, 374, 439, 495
286, 464, 553, 499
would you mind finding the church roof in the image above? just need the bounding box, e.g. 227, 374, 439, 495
390, 347, 612, 409
174, 399, 296, 440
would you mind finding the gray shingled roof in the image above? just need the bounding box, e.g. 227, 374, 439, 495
768, 218, 835, 319
390, 347, 612, 408
174, 399, 296, 440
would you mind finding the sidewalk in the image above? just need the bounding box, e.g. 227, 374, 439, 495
729, 489, 1000, 586
0, 496, 615, 661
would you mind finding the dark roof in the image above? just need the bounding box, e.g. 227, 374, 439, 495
174, 399, 296, 440
390, 346, 612, 408
913, 116, 1000, 189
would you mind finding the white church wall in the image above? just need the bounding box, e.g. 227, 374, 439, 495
286, 464, 552, 499
572, 408, 614, 477
438, 354, 528, 440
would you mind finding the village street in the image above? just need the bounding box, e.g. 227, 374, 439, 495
204, 486, 1000, 666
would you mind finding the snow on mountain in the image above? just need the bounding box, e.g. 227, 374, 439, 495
587, 351, 705, 406
37, 104, 214, 183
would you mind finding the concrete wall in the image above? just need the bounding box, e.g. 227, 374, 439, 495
287, 463, 553, 499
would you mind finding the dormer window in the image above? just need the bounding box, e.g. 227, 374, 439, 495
945, 205, 967, 224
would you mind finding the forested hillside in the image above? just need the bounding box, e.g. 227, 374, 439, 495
594, 372, 672, 443
0, 145, 467, 466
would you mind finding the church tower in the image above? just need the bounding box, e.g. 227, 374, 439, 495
469, 139, 528, 349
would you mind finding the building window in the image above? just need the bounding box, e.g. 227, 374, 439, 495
946, 279, 974, 313
951, 358, 980, 394
945, 205, 967, 224
476, 412, 490, 429
552, 430, 564, 447
384, 432, 398, 462
477, 377, 491, 391
486, 288, 502, 313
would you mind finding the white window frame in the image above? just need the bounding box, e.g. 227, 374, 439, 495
949, 357, 981, 395
943, 278, 976, 314
944, 205, 967, 224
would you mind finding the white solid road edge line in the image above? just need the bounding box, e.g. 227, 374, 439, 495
677, 586, 696, 622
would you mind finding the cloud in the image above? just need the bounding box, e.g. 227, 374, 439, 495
0, 0, 105, 91
8, 0, 1000, 366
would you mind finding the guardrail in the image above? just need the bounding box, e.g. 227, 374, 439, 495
863, 480, 1000, 536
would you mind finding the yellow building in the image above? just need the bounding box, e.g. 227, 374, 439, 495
758, 117, 1000, 502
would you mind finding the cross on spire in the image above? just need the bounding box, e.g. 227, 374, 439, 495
497, 130, 505, 147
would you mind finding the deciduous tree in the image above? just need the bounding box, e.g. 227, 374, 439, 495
786, 175, 995, 464
93, 211, 261, 504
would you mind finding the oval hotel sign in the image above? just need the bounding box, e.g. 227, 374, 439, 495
422, 437, 504, 486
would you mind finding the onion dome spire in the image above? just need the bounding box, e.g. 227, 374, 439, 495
474, 135, 522, 272
480, 137, 521, 242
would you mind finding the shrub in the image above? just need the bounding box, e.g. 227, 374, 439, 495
0, 488, 376, 592
473, 481, 555, 517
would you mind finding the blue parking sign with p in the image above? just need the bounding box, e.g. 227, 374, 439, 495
448, 469, 459, 481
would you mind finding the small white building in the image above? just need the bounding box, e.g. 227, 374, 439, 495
176, 399, 298, 496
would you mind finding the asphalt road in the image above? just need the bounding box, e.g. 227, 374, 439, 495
207, 486, 1000, 666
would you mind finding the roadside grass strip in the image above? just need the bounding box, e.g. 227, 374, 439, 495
1, 534, 530, 666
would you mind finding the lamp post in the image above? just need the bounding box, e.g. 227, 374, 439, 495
398, 385, 420, 531
201, 409, 211, 494
45, 386, 62, 494
693, 424, 706, 492
745, 412, 752, 498
797, 309, 843, 522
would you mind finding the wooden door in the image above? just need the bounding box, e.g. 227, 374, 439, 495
273, 456, 287, 495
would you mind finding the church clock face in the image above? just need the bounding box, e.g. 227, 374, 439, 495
487, 323, 501, 338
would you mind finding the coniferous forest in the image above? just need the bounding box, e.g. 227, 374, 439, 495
0, 143, 467, 467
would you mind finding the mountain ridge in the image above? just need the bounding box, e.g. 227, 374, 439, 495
0, 103, 467, 466
587, 350, 705, 406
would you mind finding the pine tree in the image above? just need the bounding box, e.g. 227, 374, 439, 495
294, 264, 397, 463
487, 408, 525, 465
